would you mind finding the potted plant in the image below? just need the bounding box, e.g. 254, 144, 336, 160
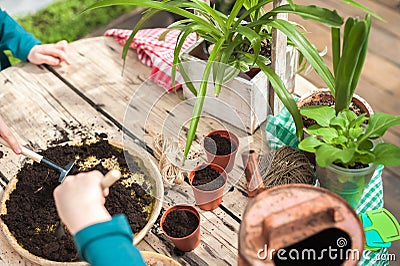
85, 0, 343, 161
203, 129, 239, 173
160, 204, 201, 252
188, 163, 227, 210
298, 106, 400, 208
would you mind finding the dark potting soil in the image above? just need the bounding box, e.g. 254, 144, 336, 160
204, 134, 236, 156
301, 92, 366, 128
162, 209, 198, 238
192, 165, 225, 191
1, 138, 153, 262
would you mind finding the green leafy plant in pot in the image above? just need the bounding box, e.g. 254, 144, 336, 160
298, 106, 400, 208
297, 15, 400, 208
85, 0, 343, 161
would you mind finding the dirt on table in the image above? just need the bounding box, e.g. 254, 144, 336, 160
192, 165, 225, 191
204, 134, 236, 156
1, 137, 153, 262
162, 210, 198, 238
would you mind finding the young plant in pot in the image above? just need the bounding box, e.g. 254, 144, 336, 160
295, 14, 400, 209
160, 204, 201, 252
188, 163, 228, 211
85, 0, 343, 161
298, 106, 400, 208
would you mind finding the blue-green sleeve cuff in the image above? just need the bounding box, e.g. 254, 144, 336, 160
74, 214, 145, 266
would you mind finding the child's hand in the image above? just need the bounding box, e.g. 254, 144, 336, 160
53, 170, 111, 235
0, 116, 21, 154
28, 40, 71, 66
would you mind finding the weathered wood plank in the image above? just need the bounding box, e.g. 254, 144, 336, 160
51, 36, 255, 217
0, 52, 243, 265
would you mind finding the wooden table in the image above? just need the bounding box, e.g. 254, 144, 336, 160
0, 36, 242, 265
0, 36, 316, 265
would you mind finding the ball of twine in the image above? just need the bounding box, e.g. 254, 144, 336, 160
263, 146, 315, 189
152, 134, 187, 185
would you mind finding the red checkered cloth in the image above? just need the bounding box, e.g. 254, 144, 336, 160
105, 28, 197, 91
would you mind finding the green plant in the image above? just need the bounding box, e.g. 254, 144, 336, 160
332, 15, 370, 113
86, 0, 343, 160
298, 106, 400, 168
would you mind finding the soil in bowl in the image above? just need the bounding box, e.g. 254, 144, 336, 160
204, 134, 236, 156
1, 137, 154, 262
162, 209, 199, 238
192, 165, 225, 191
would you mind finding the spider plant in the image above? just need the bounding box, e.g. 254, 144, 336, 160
85, 0, 344, 160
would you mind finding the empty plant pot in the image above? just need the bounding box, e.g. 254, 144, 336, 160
203, 129, 239, 173
189, 163, 228, 211
160, 205, 201, 252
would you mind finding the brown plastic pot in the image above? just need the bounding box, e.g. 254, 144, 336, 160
238, 184, 365, 266
203, 129, 239, 173
160, 205, 201, 252
189, 163, 228, 211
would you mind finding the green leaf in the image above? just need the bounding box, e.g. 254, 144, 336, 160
267, 4, 343, 27
359, 113, 400, 143
339, 0, 384, 21
358, 139, 373, 151
330, 114, 347, 129
333, 135, 348, 145
340, 109, 358, 123
315, 144, 354, 167
334, 19, 368, 113
349, 128, 363, 140
349, 15, 371, 99
234, 27, 261, 64
251, 54, 304, 140
300, 105, 335, 127
331, 27, 340, 76
373, 143, 400, 166
267, 19, 335, 93
306, 127, 339, 144
298, 137, 323, 153
349, 113, 368, 128
354, 150, 375, 165
183, 37, 226, 160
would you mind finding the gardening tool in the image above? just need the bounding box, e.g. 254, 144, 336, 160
0, 138, 74, 183
55, 169, 122, 238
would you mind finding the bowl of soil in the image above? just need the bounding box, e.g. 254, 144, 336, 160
160, 205, 200, 252
0, 138, 164, 265
188, 163, 227, 211
203, 129, 239, 173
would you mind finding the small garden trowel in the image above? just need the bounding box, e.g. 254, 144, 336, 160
0, 138, 74, 182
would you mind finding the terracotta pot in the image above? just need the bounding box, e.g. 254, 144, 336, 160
238, 184, 365, 266
189, 163, 228, 211
203, 129, 239, 173
160, 205, 201, 252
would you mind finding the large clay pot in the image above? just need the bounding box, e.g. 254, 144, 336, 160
189, 163, 228, 211
160, 205, 201, 252
203, 129, 239, 173
238, 184, 365, 266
